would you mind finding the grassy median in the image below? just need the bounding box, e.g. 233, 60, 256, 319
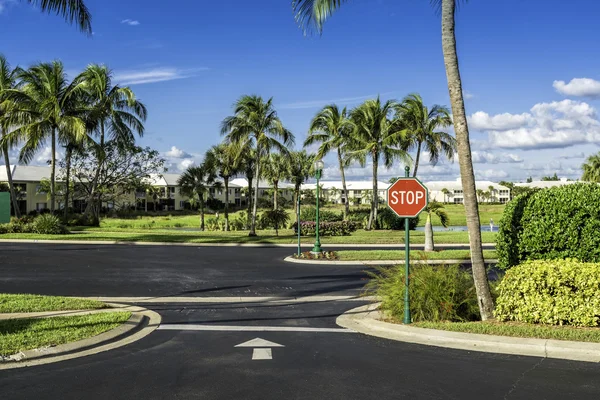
337, 250, 498, 261
413, 321, 600, 343
0, 294, 106, 314
0, 312, 131, 357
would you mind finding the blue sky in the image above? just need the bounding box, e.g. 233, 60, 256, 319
1, 0, 600, 182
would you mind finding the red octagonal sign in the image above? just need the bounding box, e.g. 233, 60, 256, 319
387, 178, 429, 218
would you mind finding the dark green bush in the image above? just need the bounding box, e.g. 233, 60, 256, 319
366, 264, 481, 322
33, 214, 68, 234
299, 207, 343, 222
497, 183, 600, 269
259, 209, 290, 234
346, 208, 418, 230
495, 259, 600, 327
292, 221, 358, 236
496, 191, 536, 269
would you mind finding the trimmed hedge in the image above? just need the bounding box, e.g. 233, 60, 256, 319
495, 259, 600, 327
299, 207, 343, 222
292, 221, 358, 236
496, 183, 600, 269
346, 208, 419, 230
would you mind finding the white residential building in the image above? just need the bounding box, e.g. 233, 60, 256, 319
301, 180, 390, 205
515, 178, 579, 189
425, 179, 511, 204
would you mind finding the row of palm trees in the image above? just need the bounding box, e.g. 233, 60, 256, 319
0, 55, 146, 221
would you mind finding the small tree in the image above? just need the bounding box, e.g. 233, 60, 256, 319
259, 209, 290, 236
177, 165, 219, 231
424, 201, 449, 252
441, 188, 450, 203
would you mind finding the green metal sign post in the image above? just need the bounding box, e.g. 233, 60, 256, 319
0, 192, 10, 224
387, 166, 429, 325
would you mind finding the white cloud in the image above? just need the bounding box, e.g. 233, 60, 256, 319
121, 19, 140, 26
468, 111, 530, 131
471, 151, 523, 164
472, 100, 600, 150
165, 146, 191, 159
474, 169, 509, 180
553, 78, 600, 98
463, 90, 475, 100
114, 67, 208, 85
177, 159, 195, 172
558, 152, 585, 160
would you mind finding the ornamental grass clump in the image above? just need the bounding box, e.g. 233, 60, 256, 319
495, 259, 600, 327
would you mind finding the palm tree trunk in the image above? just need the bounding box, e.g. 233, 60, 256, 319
83, 122, 105, 222
412, 141, 422, 177
2, 138, 21, 218
441, 0, 494, 320
273, 181, 278, 210
424, 213, 434, 252
250, 155, 260, 236
200, 194, 205, 231
246, 175, 253, 230
64, 146, 72, 222
338, 149, 349, 219
50, 128, 56, 213
367, 153, 378, 230
224, 177, 230, 231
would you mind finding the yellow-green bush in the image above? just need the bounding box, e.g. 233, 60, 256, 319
495, 259, 600, 327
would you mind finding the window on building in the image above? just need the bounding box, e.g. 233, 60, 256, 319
35, 185, 46, 194
179, 201, 185, 208
453, 198, 464, 204
36, 202, 47, 211
500, 198, 508, 204
453, 190, 463, 195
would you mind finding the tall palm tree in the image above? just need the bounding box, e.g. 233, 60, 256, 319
290, 0, 496, 319
3, 61, 88, 213
582, 153, 600, 182
488, 185, 496, 202
441, 188, 450, 204
476, 189, 484, 202
424, 200, 449, 252
205, 142, 243, 231
24, 0, 92, 33
397, 93, 455, 177
177, 165, 218, 231
262, 152, 291, 211
349, 97, 410, 230
221, 95, 294, 236
305, 104, 354, 217
0, 55, 22, 217
78, 64, 147, 223
288, 150, 312, 222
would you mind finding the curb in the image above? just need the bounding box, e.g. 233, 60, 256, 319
0, 303, 162, 370
0, 239, 496, 249
284, 256, 499, 266
336, 303, 600, 363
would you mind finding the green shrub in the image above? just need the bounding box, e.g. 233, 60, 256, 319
33, 214, 68, 234
346, 208, 418, 230
496, 191, 536, 269
367, 264, 481, 322
496, 183, 600, 269
299, 207, 343, 222
495, 259, 600, 327
259, 209, 290, 234
292, 221, 358, 236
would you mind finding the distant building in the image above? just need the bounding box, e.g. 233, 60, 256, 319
424, 179, 511, 204
301, 180, 390, 205
515, 178, 579, 189
0, 165, 55, 214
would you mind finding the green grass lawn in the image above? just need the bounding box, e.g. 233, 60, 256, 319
337, 249, 498, 261
0, 312, 131, 357
0, 229, 497, 245
413, 321, 600, 343
71, 204, 505, 230
0, 294, 107, 314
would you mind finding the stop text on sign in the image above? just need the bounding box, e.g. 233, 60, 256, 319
389, 190, 425, 205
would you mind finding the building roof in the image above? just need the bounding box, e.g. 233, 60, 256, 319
0, 165, 52, 182
515, 179, 579, 189
301, 181, 391, 191
424, 179, 510, 192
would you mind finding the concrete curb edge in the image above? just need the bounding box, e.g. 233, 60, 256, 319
336, 303, 600, 363
284, 256, 499, 266
0, 303, 162, 370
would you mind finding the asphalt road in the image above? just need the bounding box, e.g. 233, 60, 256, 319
0, 243, 599, 400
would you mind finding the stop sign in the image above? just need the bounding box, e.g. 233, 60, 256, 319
387, 178, 429, 218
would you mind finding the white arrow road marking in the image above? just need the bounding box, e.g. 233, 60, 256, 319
235, 338, 285, 348
235, 337, 284, 361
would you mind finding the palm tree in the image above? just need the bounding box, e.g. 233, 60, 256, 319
488, 185, 496, 202
78, 64, 147, 223
441, 188, 450, 204
388, 177, 399, 184
305, 104, 354, 217
236, 138, 256, 229
290, 0, 494, 324
582, 153, 600, 182
23, 0, 92, 33
476, 189, 484, 202
349, 97, 410, 230
288, 150, 312, 221
145, 185, 164, 211
262, 152, 291, 211
3, 61, 88, 213
205, 142, 243, 231
424, 200, 449, 252
0, 55, 22, 217
177, 165, 218, 231
221, 95, 294, 236
397, 93, 456, 177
